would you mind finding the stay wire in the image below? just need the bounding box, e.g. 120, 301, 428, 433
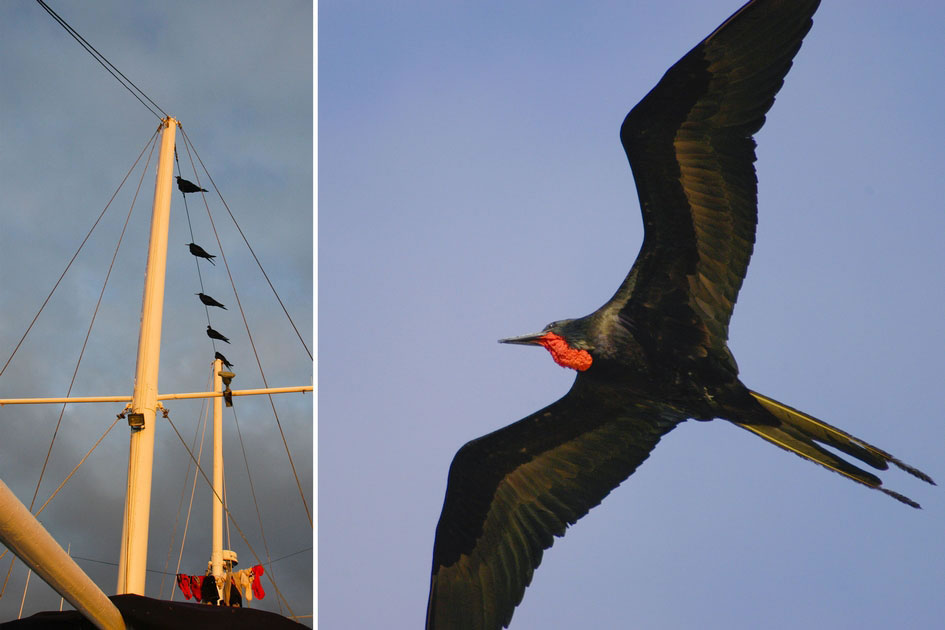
224, 476, 231, 554
175, 146, 232, 372
161, 371, 212, 600
173, 148, 214, 331
163, 412, 296, 617
34, 414, 124, 521
0, 413, 123, 599
179, 127, 313, 361
0, 542, 311, 576
230, 403, 278, 596
178, 132, 312, 527
0, 127, 160, 381
1, 129, 158, 600
26, 128, 158, 515
167, 383, 213, 601
35, 0, 167, 121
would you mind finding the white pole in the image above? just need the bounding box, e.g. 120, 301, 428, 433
0, 385, 312, 405
211, 358, 224, 580
116, 116, 177, 595
0, 479, 126, 629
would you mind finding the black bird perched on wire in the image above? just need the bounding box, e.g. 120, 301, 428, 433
187, 242, 216, 265
206, 325, 230, 344
176, 175, 207, 194
215, 351, 234, 368
196, 292, 227, 309
425, 1, 934, 629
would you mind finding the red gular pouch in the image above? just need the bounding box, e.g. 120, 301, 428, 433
536, 332, 592, 371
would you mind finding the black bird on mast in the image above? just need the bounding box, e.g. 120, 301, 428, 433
206, 325, 230, 344
426, 1, 934, 629
176, 175, 207, 193
187, 242, 216, 265
215, 352, 234, 369
197, 292, 227, 309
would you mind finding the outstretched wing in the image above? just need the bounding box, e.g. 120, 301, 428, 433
607, 0, 821, 361
426, 377, 680, 630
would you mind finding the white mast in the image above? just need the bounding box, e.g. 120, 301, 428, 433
211, 358, 224, 578
116, 116, 177, 595
0, 115, 312, 618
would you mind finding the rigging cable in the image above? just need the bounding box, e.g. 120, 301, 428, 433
230, 402, 280, 603
0, 131, 157, 594
180, 128, 313, 361
165, 137, 303, 607
163, 412, 297, 618
178, 131, 312, 527
0, 128, 159, 381
25, 130, 158, 516
160, 371, 212, 600
65, 544, 312, 578
173, 148, 216, 332
0, 413, 123, 597
35, 0, 168, 121
33, 414, 125, 525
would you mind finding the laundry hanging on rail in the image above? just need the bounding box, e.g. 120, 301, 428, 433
176, 571, 253, 605
231, 565, 266, 601
175, 574, 205, 601
176, 573, 192, 600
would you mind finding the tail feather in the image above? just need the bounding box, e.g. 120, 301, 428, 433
732, 390, 934, 509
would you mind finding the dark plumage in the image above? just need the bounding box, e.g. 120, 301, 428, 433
206, 325, 230, 344
176, 175, 207, 193
215, 351, 234, 368
197, 292, 227, 309
187, 242, 216, 265
425, 2, 933, 629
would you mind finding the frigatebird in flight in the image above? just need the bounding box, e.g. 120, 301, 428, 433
426, 1, 934, 628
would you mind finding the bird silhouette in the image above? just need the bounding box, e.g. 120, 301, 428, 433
206, 325, 230, 344
176, 175, 207, 194
187, 243, 216, 265
197, 292, 227, 309
215, 351, 234, 368
425, 1, 934, 629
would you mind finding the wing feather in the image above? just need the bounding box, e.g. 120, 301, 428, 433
604, 0, 821, 361
426, 379, 680, 629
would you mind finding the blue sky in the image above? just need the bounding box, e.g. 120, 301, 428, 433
320, 1, 943, 629
0, 1, 312, 624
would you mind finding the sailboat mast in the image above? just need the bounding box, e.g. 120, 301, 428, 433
116, 116, 177, 595
211, 357, 224, 578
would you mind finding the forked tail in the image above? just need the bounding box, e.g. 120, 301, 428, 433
733, 391, 934, 508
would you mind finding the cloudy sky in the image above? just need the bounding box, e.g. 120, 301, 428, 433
0, 0, 312, 624
321, 1, 943, 629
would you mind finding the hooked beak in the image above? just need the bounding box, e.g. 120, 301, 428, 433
498, 332, 548, 346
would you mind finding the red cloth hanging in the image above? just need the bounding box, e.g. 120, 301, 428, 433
251, 565, 265, 600
176, 573, 192, 600
190, 575, 205, 603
